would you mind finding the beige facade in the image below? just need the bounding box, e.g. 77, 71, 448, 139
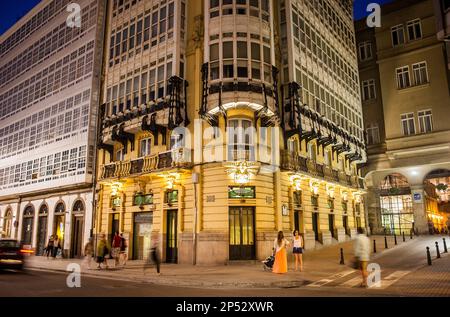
357, 0, 450, 235
96, 0, 366, 266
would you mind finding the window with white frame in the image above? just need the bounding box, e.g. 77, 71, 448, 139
401, 113, 416, 136
361, 79, 376, 101
358, 41, 372, 61
366, 123, 380, 145
396, 66, 411, 89
228, 118, 255, 161
115, 148, 124, 162
418, 110, 433, 133
391, 24, 405, 47
412, 62, 428, 86
407, 19, 422, 41
140, 138, 152, 157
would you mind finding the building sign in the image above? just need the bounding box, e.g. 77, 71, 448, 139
282, 204, 289, 216
412, 191, 423, 203
228, 186, 256, 199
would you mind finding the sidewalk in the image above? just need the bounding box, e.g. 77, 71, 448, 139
24, 235, 414, 289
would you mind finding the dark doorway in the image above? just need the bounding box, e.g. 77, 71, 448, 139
21, 206, 34, 246
111, 213, 120, 244
36, 216, 47, 256
229, 207, 256, 261
166, 210, 178, 263
133, 212, 153, 260
312, 212, 319, 241
343, 215, 349, 235
328, 214, 335, 238
70, 215, 84, 258
294, 210, 304, 233
356, 216, 362, 231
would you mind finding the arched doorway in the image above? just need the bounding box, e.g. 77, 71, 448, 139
424, 169, 450, 233
2, 209, 12, 238
36, 204, 48, 256
54, 202, 66, 253
70, 200, 85, 258
379, 173, 413, 235
21, 205, 35, 246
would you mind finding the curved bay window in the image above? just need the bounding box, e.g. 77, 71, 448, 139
228, 118, 255, 161
379, 174, 413, 235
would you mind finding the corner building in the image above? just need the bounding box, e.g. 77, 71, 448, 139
97, 0, 366, 265
0, 0, 106, 258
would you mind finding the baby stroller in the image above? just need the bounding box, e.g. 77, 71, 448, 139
262, 249, 275, 271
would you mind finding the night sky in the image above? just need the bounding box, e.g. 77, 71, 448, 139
0, 0, 395, 37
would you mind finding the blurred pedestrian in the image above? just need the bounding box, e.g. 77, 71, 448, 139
144, 237, 161, 275
112, 231, 121, 266
272, 231, 290, 274
353, 227, 370, 288
52, 236, 61, 259
96, 234, 110, 269
45, 235, 54, 258
119, 233, 128, 267
83, 238, 94, 269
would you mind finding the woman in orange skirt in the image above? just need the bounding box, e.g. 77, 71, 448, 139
272, 231, 290, 274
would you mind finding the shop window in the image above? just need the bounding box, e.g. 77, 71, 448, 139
133, 193, 154, 206
165, 190, 179, 204
293, 190, 302, 207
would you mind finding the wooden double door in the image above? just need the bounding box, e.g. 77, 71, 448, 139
229, 207, 255, 261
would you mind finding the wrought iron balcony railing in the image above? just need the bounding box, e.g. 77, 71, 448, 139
100, 147, 192, 180
281, 150, 364, 189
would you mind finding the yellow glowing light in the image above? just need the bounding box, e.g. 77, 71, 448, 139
225, 161, 259, 185
289, 174, 303, 191
111, 182, 123, 196
310, 180, 320, 195
326, 184, 335, 198
341, 190, 349, 202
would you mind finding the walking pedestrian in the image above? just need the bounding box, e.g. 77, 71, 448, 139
119, 233, 128, 267
353, 227, 370, 288
112, 231, 121, 266
272, 231, 290, 274
83, 238, 94, 270
96, 234, 110, 269
45, 235, 54, 258
52, 236, 61, 259
144, 237, 161, 275
292, 230, 304, 272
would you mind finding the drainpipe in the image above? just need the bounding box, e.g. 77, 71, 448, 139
15, 196, 22, 240
192, 173, 199, 265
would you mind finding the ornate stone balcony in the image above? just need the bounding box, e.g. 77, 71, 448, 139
99, 147, 193, 181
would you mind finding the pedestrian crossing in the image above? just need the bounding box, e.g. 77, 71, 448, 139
306, 268, 411, 289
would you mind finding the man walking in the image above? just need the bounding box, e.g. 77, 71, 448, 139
112, 231, 121, 267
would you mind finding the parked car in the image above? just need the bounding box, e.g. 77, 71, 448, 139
0, 239, 31, 270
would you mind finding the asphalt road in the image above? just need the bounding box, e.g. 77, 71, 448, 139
0, 268, 420, 297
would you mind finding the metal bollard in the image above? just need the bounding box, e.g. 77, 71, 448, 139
340, 248, 345, 265
443, 238, 448, 253
402, 231, 405, 242
394, 234, 397, 245
435, 242, 441, 259
385, 236, 388, 249
427, 247, 432, 265
373, 239, 377, 253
